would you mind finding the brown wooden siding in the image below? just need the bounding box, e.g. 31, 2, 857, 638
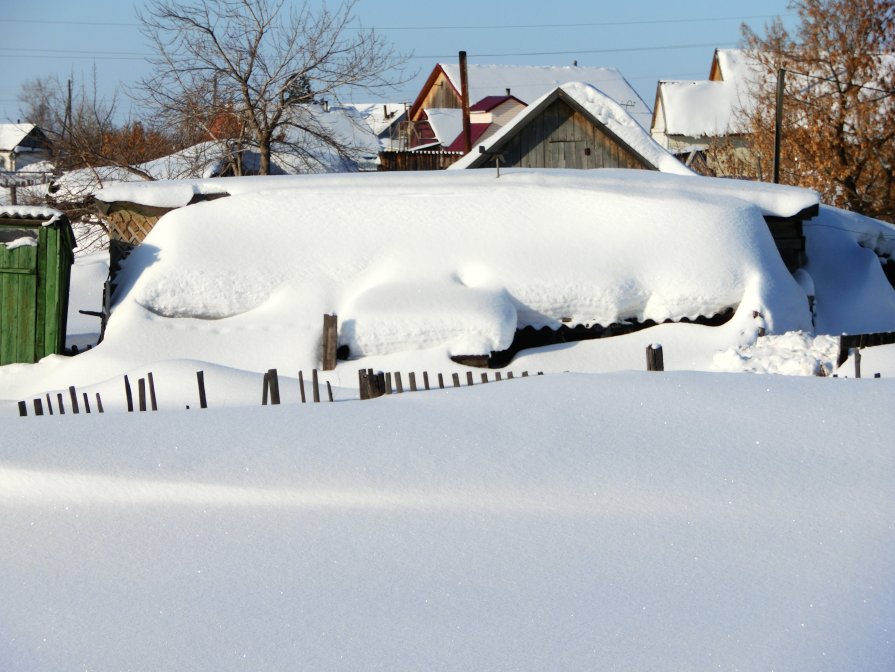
378, 151, 462, 171
493, 99, 648, 170
413, 72, 461, 120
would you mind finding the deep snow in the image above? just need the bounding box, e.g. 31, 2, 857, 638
2, 167, 895, 671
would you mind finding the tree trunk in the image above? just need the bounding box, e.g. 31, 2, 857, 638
259, 135, 272, 176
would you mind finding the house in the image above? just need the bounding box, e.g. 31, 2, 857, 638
650, 49, 762, 173
0, 123, 53, 172
393, 63, 652, 156
449, 82, 692, 175
344, 103, 408, 151
0, 205, 75, 365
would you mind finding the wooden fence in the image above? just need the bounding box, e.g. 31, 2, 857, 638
836, 331, 895, 368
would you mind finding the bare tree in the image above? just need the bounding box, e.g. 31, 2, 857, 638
136, 0, 408, 175
739, 0, 895, 222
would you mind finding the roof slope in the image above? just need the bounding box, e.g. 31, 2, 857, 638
0, 123, 41, 151
435, 64, 652, 130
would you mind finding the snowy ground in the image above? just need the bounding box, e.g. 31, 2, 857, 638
1, 169, 894, 671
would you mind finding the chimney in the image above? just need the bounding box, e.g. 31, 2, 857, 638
506, 88, 510, 96
459, 50, 472, 154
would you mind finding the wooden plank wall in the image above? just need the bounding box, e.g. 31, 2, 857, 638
378, 151, 463, 171
0, 221, 73, 365
0, 241, 38, 365
495, 99, 646, 170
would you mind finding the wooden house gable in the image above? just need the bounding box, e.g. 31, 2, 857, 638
409, 67, 462, 121
464, 91, 654, 171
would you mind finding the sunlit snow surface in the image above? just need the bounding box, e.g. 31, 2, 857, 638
1, 373, 894, 671
2, 169, 895, 671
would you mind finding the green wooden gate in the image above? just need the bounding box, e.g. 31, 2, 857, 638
0, 209, 75, 366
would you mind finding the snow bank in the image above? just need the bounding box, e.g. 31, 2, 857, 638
803, 206, 895, 335
1, 372, 893, 671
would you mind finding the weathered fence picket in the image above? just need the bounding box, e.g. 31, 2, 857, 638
197, 371, 208, 409
124, 375, 134, 412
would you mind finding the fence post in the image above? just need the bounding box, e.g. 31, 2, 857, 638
646, 344, 664, 372
69, 386, 80, 414
358, 369, 370, 400
96, 393, 104, 413
197, 371, 208, 409
854, 348, 862, 379
423, 371, 430, 390
262, 371, 270, 405
17, 401, 27, 417
323, 314, 338, 371
57, 393, 65, 414
124, 375, 134, 412
452, 373, 461, 388
299, 371, 307, 403
148, 372, 158, 411
312, 369, 320, 403
409, 372, 417, 392
83, 392, 91, 414
138, 378, 147, 412
326, 381, 334, 402
268, 368, 281, 405
33, 398, 44, 416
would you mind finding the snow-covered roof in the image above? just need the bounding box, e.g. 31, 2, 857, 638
87, 168, 823, 373
0, 123, 38, 152
423, 108, 464, 146
449, 82, 693, 175
655, 79, 751, 137
343, 103, 407, 137
652, 49, 765, 140
436, 64, 653, 130
0, 204, 65, 225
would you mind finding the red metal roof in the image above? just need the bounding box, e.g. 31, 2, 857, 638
469, 95, 525, 112
444, 123, 492, 152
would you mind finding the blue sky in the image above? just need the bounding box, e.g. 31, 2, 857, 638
0, 0, 798, 123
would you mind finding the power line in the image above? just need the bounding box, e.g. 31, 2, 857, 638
0, 18, 138, 27
786, 68, 895, 96
369, 14, 795, 30
411, 41, 736, 60
0, 12, 794, 30
0, 47, 149, 57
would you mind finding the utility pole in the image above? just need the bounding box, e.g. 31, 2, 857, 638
459, 50, 472, 154
773, 68, 785, 184
63, 79, 72, 143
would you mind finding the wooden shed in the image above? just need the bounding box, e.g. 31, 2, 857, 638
453, 85, 670, 171
0, 206, 75, 365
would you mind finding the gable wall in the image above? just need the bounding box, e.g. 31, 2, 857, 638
495, 99, 648, 170
413, 71, 462, 120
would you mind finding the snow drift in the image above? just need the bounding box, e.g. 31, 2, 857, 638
98, 169, 816, 373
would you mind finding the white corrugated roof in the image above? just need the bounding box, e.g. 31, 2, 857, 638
0, 204, 64, 225
0, 123, 37, 151
438, 64, 652, 131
